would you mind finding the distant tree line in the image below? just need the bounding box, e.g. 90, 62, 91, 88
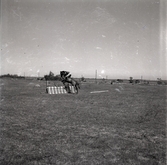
111, 79, 124, 84
0, 74, 25, 79
80, 76, 86, 82
110, 77, 166, 85
44, 71, 61, 81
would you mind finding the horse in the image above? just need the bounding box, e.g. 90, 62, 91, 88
61, 77, 80, 94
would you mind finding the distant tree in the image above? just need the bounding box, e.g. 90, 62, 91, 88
157, 78, 162, 85
129, 77, 133, 83
81, 76, 86, 82
55, 75, 61, 81
44, 72, 61, 81
49, 71, 54, 77
1, 74, 24, 79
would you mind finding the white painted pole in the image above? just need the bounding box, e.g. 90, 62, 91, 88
90, 90, 109, 94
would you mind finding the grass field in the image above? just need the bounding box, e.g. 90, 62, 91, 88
0, 78, 166, 165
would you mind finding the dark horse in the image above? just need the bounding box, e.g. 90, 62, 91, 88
61, 77, 80, 94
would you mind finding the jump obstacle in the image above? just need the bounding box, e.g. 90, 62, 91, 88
46, 86, 75, 94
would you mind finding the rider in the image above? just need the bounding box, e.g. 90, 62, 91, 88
60, 71, 72, 81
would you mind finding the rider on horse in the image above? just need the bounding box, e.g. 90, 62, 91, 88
60, 71, 72, 93
60, 70, 80, 94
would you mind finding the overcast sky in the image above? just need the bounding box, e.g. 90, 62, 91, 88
1, 0, 166, 80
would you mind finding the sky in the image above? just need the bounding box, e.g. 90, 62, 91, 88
1, 0, 166, 80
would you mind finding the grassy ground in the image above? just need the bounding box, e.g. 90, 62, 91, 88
0, 78, 166, 165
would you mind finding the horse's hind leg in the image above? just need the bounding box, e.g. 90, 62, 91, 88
74, 85, 78, 94
67, 84, 71, 93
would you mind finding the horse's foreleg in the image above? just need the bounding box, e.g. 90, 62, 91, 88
68, 85, 71, 93
63, 82, 70, 93
66, 83, 70, 93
